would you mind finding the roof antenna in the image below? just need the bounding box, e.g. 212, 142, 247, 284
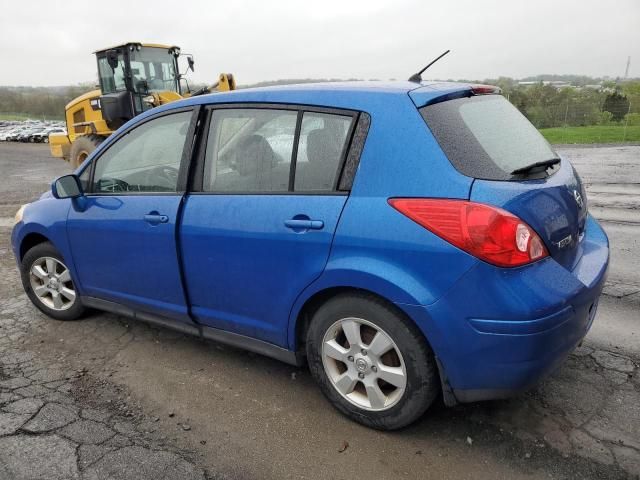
409, 50, 451, 83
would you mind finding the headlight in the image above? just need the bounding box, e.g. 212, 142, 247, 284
142, 95, 156, 106
14, 204, 27, 225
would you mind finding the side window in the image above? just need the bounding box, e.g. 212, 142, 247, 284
97, 55, 126, 93
92, 111, 191, 194
78, 165, 91, 192
203, 109, 297, 192
294, 112, 352, 191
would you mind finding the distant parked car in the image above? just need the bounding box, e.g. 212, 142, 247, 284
24, 129, 47, 142
0, 128, 20, 141
16, 130, 35, 142
3, 129, 22, 142
29, 128, 62, 143
12, 81, 609, 430
0, 120, 65, 142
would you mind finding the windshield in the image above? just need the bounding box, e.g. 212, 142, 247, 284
129, 47, 179, 94
420, 95, 558, 180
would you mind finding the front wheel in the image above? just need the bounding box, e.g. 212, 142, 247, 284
306, 293, 439, 430
69, 134, 105, 168
20, 242, 85, 321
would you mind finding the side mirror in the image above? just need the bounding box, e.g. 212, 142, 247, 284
187, 56, 195, 72
106, 49, 119, 70
52, 175, 83, 199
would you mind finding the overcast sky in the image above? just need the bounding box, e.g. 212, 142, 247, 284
1, 0, 638, 86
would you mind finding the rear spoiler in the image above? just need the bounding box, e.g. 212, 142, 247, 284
409, 84, 501, 108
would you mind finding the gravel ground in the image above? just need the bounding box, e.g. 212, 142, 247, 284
0, 143, 638, 479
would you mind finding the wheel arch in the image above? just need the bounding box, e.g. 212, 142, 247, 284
19, 232, 51, 262
290, 282, 438, 359
289, 279, 456, 404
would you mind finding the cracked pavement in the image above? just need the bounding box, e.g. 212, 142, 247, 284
0, 143, 639, 479
0, 300, 206, 479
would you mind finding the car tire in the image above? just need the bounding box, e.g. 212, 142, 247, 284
69, 134, 104, 168
306, 293, 439, 430
20, 242, 85, 321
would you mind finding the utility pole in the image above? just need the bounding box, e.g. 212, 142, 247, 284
624, 56, 631, 79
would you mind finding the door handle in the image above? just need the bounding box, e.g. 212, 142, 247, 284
284, 219, 324, 230
144, 213, 169, 225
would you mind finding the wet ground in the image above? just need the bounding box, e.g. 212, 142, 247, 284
0, 143, 638, 479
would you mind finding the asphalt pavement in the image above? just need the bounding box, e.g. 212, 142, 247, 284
0, 143, 638, 479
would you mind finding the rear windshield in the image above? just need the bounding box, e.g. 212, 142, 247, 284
420, 95, 558, 180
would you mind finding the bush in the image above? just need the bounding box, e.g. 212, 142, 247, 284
624, 113, 640, 126
597, 111, 614, 125
603, 92, 631, 122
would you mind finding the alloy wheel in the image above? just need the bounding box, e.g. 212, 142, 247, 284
29, 256, 76, 311
321, 317, 407, 411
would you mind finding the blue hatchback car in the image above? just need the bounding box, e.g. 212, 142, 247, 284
12, 81, 609, 429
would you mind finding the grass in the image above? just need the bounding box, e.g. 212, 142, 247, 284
0, 113, 34, 121
0, 113, 63, 121
539, 125, 640, 144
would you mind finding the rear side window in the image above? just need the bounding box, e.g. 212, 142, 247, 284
294, 112, 352, 191
420, 95, 558, 180
204, 109, 297, 192
202, 107, 356, 193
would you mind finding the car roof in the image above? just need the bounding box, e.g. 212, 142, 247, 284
143, 81, 475, 119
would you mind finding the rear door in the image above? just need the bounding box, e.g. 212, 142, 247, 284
180, 106, 357, 347
419, 94, 588, 271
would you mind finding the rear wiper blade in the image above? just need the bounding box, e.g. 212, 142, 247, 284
511, 158, 561, 175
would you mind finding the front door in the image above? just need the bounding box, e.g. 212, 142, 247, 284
180, 107, 356, 346
67, 109, 195, 322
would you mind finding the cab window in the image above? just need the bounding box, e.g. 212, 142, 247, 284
91, 111, 191, 194
98, 55, 126, 94
129, 47, 179, 93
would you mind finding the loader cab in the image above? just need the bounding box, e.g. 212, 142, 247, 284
95, 43, 182, 129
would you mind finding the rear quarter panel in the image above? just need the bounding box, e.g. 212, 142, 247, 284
287, 94, 478, 349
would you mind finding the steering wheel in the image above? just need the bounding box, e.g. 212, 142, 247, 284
191, 86, 209, 97
98, 177, 130, 193
148, 77, 167, 91
143, 165, 179, 191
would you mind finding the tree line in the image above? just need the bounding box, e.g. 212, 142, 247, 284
1, 77, 639, 127
0, 84, 95, 120
486, 78, 640, 128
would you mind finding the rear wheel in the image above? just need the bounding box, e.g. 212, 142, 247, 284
69, 134, 104, 168
306, 293, 439, 430
20, 242, 85, 321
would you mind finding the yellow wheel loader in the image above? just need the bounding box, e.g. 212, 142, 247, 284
49, 42, 235, 166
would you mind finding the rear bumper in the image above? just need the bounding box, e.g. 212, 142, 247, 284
453, 299, 599, 403
402, 214, 609, 404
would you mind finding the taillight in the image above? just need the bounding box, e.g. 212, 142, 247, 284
470, 84, 502, 95
388, 198, 549, 268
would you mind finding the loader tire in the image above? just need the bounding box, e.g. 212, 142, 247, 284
70, 135, 105, 168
